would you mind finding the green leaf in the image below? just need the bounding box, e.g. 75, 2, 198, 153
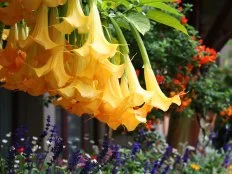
147, 9, 188, 34
140, 0, 175, 3
144, 2, 182, 16
101, 0, 132, 10
124, 12, 151, 35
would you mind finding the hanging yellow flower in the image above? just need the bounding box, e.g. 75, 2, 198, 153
18, 4, 58, 50
73, 0, 118, 60
144, 64, 181, 111
53, 0, 88, 34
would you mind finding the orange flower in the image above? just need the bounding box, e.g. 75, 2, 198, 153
156, 74, 164, 84
181, 16, 188, 25
174, 0, 182, 4
146, 120, 153, 130
187, 64, 194, 72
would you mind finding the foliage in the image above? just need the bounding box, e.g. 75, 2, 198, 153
0, 120, 231, 173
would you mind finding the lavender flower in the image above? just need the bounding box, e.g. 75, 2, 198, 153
223, 143, 232, 152
173, 154, 181, 167
97, 136, 110, 163
51, 136, 64, 161
222, 153, 231, 167
131, 142, 141, 156
112, 166, 118, 174
83, 160, 94, 173
36, 153, 46, 166
144, 161, 150, 173
68, 150, 81, 171
111, 145, 121, 165
40, 115, 51, 139
151, 160, 159, 174
161, 166, 170, 174
182, 148, 190, 163
159, 146, 173, 166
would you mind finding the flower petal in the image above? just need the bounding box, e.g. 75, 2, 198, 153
19, 4, 58, 49
144, 65, 181, 111
53, 0, 88, 34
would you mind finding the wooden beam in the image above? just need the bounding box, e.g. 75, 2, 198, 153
203, 0, 232, 48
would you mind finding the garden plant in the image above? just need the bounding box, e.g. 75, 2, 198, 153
0, 0, 232, 173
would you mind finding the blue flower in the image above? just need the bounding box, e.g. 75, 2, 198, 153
182, 148, 190, 163
51, 136, 64, 161
161, 166, 170, 174
68, 150, 81, 171
144, 161, 150, 173
97, 136, 110, 163
131, 142, 141, 156
159, 146, 173, 166
151, 160, 159, 174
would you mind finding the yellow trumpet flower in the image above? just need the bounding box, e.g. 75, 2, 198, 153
144, 65, 181, 111
0, 25, 26, 73
33, 47, 71, 88
56, 78, 100, 101
96, 74, 152, 131
49, 7, 65, 44
120, 104, 152, 131
53, 0, 88, 34
74, 0, 118, 60
124, 55, 153, 106
19, 4, 58, 50
55, 97, 102, 116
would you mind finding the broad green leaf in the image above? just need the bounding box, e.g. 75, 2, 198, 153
115, 17, 130, 30
147, 9, 188, 35
145, 2, 182, 16
125, 12, 151, 35
101, 0, 132, 10
140, 0, 175, 4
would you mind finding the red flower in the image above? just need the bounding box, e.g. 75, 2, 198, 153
173, 79, 180, 85
156, 74, 165, 84
135, 69, 140, 77
17, 147, 24, 153
178, 6, 183, 12
198, 39, 203, 44
174, 0, 182, 4
181, 16, 188, 25
187, 64, 193, 72
146, 120, 153, 130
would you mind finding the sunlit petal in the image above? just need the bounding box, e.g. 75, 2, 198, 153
56, 78, 100, 101
144, 65, 181, 111
19, 4, 58, 49
33, 48, 71, 88
74, 0, 118, 59
53, 0, 88, 34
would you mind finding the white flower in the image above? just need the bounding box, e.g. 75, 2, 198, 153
32, 136, 38, 140
91, 159, 97, 163
2, 139, 8, 143
6, 132, 11, 137
32, 145, 39, 152
90, 140, 95, 144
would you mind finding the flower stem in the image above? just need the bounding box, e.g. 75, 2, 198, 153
129, 23, 151, 68
110, 17, 129, 63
